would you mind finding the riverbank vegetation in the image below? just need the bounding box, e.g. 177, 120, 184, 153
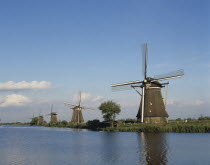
103, 121, 210, 133
1, 116, 210, 133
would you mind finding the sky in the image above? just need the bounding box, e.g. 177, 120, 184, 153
0, 0, 209, 122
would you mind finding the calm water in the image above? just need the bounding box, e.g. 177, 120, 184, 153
0, 126, 209, 165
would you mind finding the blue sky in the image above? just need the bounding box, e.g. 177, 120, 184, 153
0, 0, 209, 122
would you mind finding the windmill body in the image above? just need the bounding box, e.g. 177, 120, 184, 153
38, 115, 44, 125
47, 104, 58, 123
112, 43, 184, 123
71, 106, 84, 123
136, 78, 169, 123
50, 112, 58, 123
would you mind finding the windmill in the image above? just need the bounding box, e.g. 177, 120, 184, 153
64, 91, 94, 124
46, 104, 58, 123
37, 113, 44, 125
111, 43, 184, 123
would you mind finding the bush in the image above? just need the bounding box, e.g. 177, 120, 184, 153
60, 120, 68, 127
198, 116, 210, 120
87, 119, 100, 130
30, 117, 39, 126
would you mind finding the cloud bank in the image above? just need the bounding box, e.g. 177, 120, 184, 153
92, 96, 104, 102
0, 81, 51, 91
0, 94, 31, 107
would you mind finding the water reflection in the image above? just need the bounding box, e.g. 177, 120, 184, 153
1, 126, 210, 165
139, 133, 168, 165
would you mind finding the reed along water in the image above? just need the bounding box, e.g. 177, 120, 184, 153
0, 125, 209, 165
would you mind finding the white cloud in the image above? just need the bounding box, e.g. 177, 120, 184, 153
167, 99, 175, 105
0, 81, 51, 91
119, 101, 139, 107
166, 99, 205, 106
194, 100, 205, 106
81, 93, 91, 100
92, 96, 104, 102
0, 94, 31, 107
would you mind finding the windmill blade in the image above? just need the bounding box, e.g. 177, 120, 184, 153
152, 69, 184, 82
112, 80, 143, 87
142, 43, 148, 79
64, 102, 78, 107
79, 91, 82, 106
81, 107, 95, 110
51, 104, 53, 113
112, 80, 143, 92
112, 86, 133, 92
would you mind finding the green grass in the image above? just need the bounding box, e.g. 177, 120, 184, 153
103, 122, 210, 133
2, 118, 210, 133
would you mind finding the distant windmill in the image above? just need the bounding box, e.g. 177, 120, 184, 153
46, 104, 58, 123
112, 43, 184, 123
37, 113, 44, 125
64, 91, 94, 124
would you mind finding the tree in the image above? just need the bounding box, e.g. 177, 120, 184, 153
60, 120, 68, 127
30, 117, 39, 126
98, 101, 121, 122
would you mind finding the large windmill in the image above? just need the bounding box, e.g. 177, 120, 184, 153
46, 104, 58, 123
64, 91, 94, 124
112, 43, 184, 123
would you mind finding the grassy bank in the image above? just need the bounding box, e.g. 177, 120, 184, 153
38, 120, 210, 133
103, 122, 210, 133
2, 117, 210, 133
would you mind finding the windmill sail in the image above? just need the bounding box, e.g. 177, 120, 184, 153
112, 80, 143, 92
142, 43, 148, 79
153, 69, 184, 81
64, 102, 78, 107
79, 91, 82, 106
81, 106, 94, 110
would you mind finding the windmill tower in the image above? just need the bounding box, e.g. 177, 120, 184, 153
112, 43, 184, 123
64, 91, 94, 124
37, 113, 44, 125
46, 104, 58, 123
